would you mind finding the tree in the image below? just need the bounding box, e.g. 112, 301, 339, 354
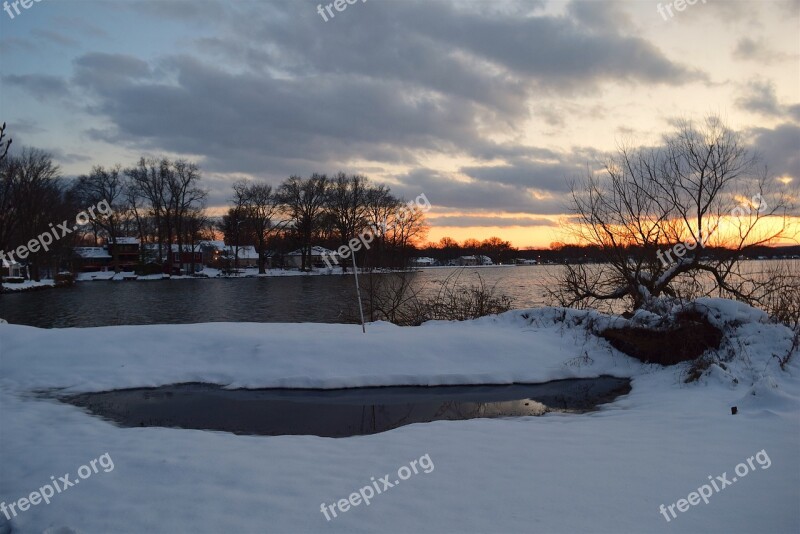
0, 122, 11, 161
219, 207, 250, 273
437, 237, 458, 250
168, 160, 207, 274
386, 202, 429, 268
363, 184, 398, 269
461, 238, 481, 255
233, 180, 281, 274
125, 157, 207, 270
326, 173, 368, 272
0, 148, 69, 280
72, 165, 126, 272
126, 158, 170, 263
554, 115, 794, 312
480, 236, 515, 264
277, 174, 329, 271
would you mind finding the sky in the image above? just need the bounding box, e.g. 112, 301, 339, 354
0, 0, 798, 248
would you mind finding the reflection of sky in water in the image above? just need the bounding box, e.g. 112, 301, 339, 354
63, 379, 630, 438
2, 263, 795, 327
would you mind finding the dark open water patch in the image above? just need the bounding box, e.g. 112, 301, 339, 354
60, 376, 631, 438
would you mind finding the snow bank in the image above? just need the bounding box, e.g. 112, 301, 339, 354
0, 301, 797, 533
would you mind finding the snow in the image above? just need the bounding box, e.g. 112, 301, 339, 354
72, 247, 112, 259
0, 279, 55, 292
692, 297, 770, 328
0, 302, 798, 533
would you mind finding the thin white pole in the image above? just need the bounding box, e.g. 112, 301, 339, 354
352, 252, 366, 333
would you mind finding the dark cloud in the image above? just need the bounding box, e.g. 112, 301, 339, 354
429, 215, 556, 228
30, 29, 78, 47
566, 0, 633, 30
750, 123, 800, 187
74, 53, 152, 82
2, 0, 709, 218
460, 158, 591, 193
393, 168, 569, 215
47, 149, 92, 165
6, 119, 45, 135
736, 80, 800, 121
1, 74, 70, 101
733, 37, 797, 64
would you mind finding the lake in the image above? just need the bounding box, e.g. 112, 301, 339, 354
0, 266, 557, 328
0, 261, 792, 328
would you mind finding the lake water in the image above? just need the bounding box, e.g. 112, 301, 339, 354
0, 266, 556, 328
0, 262, 791, 328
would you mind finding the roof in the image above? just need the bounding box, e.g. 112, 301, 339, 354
74, 247, 112, 259
110, 237, 140, 245
236, 246, 260, 260
2, 258, 21, 267
141, 243, 203, 253
287, 246, 337, 256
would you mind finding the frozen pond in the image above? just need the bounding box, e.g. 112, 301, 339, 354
60, 376, 632, 438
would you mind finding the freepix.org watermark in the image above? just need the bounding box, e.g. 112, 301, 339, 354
3, 0, 44, 20
316, 0, 366, 22
657, 0, 707, 21
319, 453, 434, 521
0, 200, 112, 266
321, 193, 431, 269
1, 452, 114, 521
656, 193, 768, 268
658, 449, 771, 523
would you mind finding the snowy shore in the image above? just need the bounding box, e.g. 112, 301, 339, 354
0, 300, 797, 533
0, 266, 391, 293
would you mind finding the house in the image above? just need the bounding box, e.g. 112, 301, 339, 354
200, 241, 228, 268
167, 244, 204, 274
73, 247, 112, 272
1, 257, 27, 280
202, 242, 274, 270
234, 246, 260, 269
455, 255, 479, 266
286, 246, 339, 269
410, 257, 436, 267
454, 255, 493, 266
106, 237, 140, 271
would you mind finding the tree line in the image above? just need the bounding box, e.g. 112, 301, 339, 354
416, 237, 517, 265
222, 172, 428, 273
0, 145, 429, 278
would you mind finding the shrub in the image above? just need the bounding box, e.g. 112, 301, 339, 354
359, 269, 514, 326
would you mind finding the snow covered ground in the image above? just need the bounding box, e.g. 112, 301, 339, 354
0, 279, 56, 292
0, 299, 797, 533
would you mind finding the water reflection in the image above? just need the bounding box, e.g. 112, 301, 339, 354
61, 377, 631, 438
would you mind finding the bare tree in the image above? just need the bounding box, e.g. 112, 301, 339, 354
233, 180, 282, 274
0, 122, 11, 161
386, 201, 430, 269
277, 174, 329, 271
125, 157, 206, 271
552, 115, 795, 312
72, 165, 126, 272
363, 184, 398, 269
126, 158, 170, 263
326, 172, 368, 272
219, 206, 249, 274
0, 149, 71, 280
169, 160, 207, 274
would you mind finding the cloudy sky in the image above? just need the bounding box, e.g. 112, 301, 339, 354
1, 0, 798, 247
